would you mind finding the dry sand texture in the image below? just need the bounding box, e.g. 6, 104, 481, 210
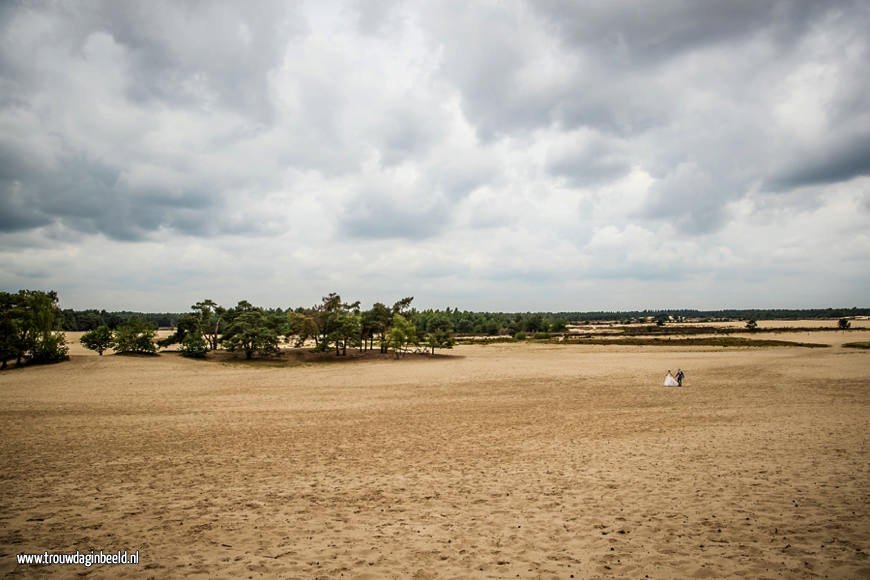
1, 331, 869, 578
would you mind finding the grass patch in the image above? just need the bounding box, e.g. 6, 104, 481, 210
843, 341, 870, 350
562, 337, 830, 348
616, 325, 850, 336
455, 337, 516, 345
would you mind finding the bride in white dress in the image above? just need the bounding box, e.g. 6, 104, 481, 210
664, 370, 679, 387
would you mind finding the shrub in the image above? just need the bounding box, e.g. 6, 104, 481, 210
80, 325, 114, 355
29, 332, 69, 364
114, 318, 157, 355
180, 333, 209, 358
514, 331, 527, 340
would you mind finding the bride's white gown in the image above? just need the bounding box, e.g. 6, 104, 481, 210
664, 374, 679, 387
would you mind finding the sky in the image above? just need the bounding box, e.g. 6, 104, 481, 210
1, 0, 869, 312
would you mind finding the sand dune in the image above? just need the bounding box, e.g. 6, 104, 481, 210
1, 333, 868, 578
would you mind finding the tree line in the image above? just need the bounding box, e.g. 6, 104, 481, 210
4, 288, 869, 369
58, 309, 181, 331
59, 306, 870, 334
77, 293, 455, 361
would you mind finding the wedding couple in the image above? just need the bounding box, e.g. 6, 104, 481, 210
664, 369, 684, 387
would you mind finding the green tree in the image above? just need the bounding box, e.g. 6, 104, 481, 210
0, 292, 23, 369
324, 307, 359, 356
524, 314, 543, 333
192, 299, 224, 350
455, 317, 474, 334
0, 290, 68, 368
389, 313, 417, 358
309, 293, 341, 351
114, 318, 158, 355
286, 311, 318, 348
221, 308, 280, 359
392, 296, 414, 316
368, 302, 393, 353
309, 293, 361, 355
180, 332, 209, 358
30, 331, 69, 364
80, 325, 114, 355
482, 318, 500, 336
425, 315, 454, 354
157, 313, 200, 349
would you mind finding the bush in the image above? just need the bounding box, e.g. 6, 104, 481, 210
81, 325, 114, 355
114, 318, 157, 355
180, 333, 209, 358
1, 289, 68, 369
549, 319, 567, 332
532, 332, 551, 340
514, 331, 527, 340
29, 332, 69, 364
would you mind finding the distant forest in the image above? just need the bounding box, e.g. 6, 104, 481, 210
59, 305, 870, 334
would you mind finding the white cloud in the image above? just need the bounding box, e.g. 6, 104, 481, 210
1, 1, 868, 310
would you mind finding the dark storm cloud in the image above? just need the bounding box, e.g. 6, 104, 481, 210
769, 132, 870, 191
0, 187, 50, 232
420, 0, 870, 237
0, 1, 296, 240
73, 1, 293, 121
0, 150, 222, 241
424, 0, 859, 139
533, 0, 828, 63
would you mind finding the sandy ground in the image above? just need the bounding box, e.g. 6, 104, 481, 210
1, 330, 868, 578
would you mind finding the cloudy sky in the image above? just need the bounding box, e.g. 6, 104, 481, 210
1, 1, 869, 312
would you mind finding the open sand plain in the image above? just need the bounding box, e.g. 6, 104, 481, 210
1, 327, 868, 578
